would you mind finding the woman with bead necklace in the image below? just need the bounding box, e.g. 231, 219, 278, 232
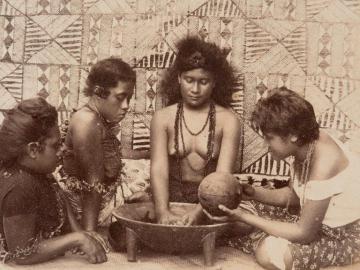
205, 87, 360, 270
60, 58, 138, 232
150, 37, 241, 225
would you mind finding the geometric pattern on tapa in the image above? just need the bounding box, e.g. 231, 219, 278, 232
85, 0, 135, 14
0, 0, 25, 15
0, 0, 360, 172
311, 0, 360, 23
230, 73, 245, 117
0, 64, 22, 102
242, 152, 291, 177
1, 16, 15, 61
242, 123, 268, 171
132, 113, 151, 151
305, 77, 334, 117
24, 17, 52, 62
308, 76, 359, 104
0, 84, 18, 109
145, 68, 158, 112
336, 89, 360, 127
305, 0, 333, 20
244, 19, 278, 64
190, 0, 244, 17
317, 105, 359, 131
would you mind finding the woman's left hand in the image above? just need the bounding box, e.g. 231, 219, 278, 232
203, 205, 245, 223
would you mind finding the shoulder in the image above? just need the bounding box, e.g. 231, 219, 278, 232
69, 108, 104, 137
215, 105, 241, 128
151, 104, 177, 126
310, 131, 349, 181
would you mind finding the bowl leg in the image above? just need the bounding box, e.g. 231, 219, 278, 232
126, 227, 138, 262
202, 231, 216, 266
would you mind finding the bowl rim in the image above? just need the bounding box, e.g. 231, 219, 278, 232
112, 202, 229, 228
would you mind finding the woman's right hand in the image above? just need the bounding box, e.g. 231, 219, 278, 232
79, 231, 108, 264
157, 209, 182, 225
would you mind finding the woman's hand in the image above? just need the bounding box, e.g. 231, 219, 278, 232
203, 204, 249, 223
157, 209, 182, 225
79, 231, 108, 264
181, 207, 204, 226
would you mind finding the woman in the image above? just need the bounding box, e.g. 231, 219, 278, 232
150, 37, 241, 225
206, 87, 360, 270
0, 97, 107, 264
61, 57, 136, 231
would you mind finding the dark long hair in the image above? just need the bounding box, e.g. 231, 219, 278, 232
161, 37, 235, 107
0, 97, 57, 168
251, 87, 319, 146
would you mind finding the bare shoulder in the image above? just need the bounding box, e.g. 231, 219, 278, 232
151, 104, 177, 127
70, 108, 103, 135
215, 105, 240, 128
310, 131, 349, 181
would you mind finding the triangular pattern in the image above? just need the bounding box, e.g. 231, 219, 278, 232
281, 25, 307, 71
242, 152, 291, 176
55, 17, 83, 63
0, 0, 24, 15
305, 78, 334, 117
336, 89, 360, 126
191, 0, 243, 17
244, 20, 278, 64
242, 123, 268, 170
312, 0, 360, 23
0, 64, 22, 102
306, 0, 333, 19
132, 114, 151, 151
27, 42, 78, 65
247, 43, 306, 76
86, 0, 135, 14
318, 106, 359, 130
0, 84, 17, 110
137, 46, 176, 68
253, 19, 303, 40
230, 73, 245, 116
309, 76, 358, 104
24, 17, 52, 62
30, 15, 81, 39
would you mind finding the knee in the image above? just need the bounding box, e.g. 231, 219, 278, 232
254, 236, 293, 270
255, 241, 277, 270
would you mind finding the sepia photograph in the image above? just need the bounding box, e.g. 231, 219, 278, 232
0, 0, 360, 269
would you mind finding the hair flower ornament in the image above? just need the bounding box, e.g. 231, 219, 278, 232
186, 51, 206, 68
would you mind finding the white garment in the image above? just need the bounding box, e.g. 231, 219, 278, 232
292, 138, 360, 228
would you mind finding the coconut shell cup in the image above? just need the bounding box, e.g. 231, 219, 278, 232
198, 172, 242, 216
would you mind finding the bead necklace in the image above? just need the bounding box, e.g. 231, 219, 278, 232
286, 140, 316, 210
174, 101, 216, 181
181, 104, 211, 136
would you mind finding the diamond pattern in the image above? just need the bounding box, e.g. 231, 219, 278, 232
0, 0, 358, 173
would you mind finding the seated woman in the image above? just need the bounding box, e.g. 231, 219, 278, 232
61, 57, 140, 231
206, 87, 360, 270
0, 97, 107, 264
150, 37, 241, 225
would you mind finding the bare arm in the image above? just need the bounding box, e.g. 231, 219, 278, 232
216, 111, 241, 173
251, 186, 300, 208
150, 111, 171, 219
71, 114, 105, 231
3, 214, 106, 265
237, 197, 330, 243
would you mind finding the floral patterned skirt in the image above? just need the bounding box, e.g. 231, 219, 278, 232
226, 201, 360, 270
